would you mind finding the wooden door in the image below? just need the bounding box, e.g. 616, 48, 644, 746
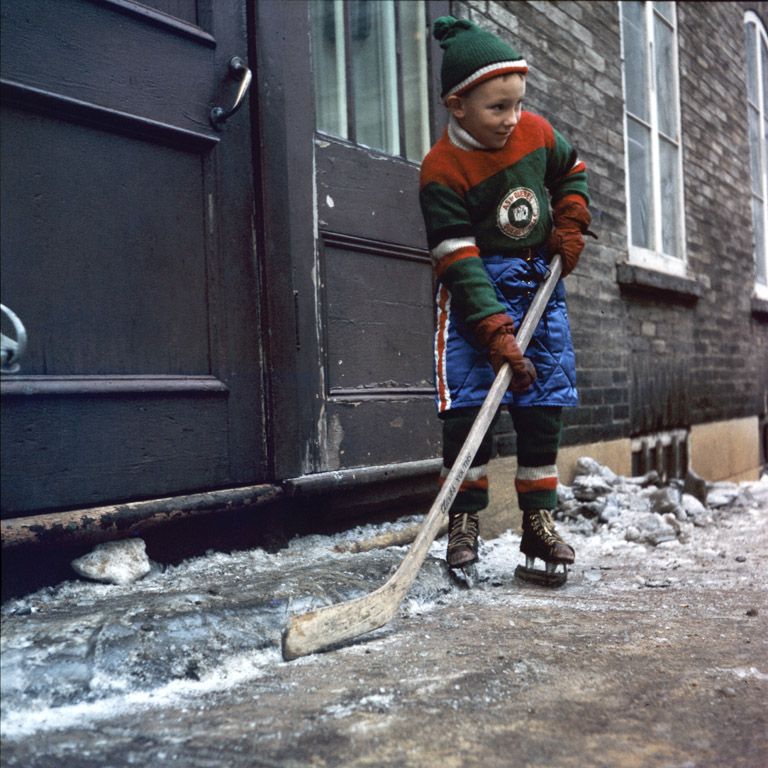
256, 0, 448, 479
0, 0, 265, 514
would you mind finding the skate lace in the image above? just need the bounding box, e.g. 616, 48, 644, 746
449, 512, 478, 549
528, 510, 563, 545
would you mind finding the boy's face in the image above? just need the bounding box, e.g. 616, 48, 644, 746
447, 74, 526, 149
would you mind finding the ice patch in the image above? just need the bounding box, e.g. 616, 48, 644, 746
324, 692, 394, 719
721, 666, 768, 682
0, 647, 281, 740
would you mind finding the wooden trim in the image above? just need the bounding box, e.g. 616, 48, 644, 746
1, 375, 228, 397
394, 0, 408, 156
329, 387, 434, 400
321, 231, 430, 264
284, 458, 441, 495
255, 0, 321, 478
96, 0, 217, 46
0, 79, 219, 151
425, 0, 450, 142
2, 483, 283, 548
343, 0, 357, 144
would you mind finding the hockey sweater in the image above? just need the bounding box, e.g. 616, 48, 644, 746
419, 112, 589, 326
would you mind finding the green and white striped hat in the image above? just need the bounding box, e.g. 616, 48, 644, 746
433, 16, 528, 100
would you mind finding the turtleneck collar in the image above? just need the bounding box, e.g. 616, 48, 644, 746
447, 114, 489, 151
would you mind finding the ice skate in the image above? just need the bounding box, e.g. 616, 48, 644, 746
515, 508, 574, 588
446, 510, 479, 587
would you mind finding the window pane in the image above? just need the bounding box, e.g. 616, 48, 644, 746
754, 196, 767, 286
745, 21, 758, 105
764, 116, 768, 184
659, 136, 681, 258
400, 0, 430, 162
654, 1, 673, 22
622, 1, 650, 121
627, 117, 653, 249
311, 0, 349, 139
654, 15, 677, 139
351, 0, 399, 155
749, 105, 762, 197
762, 33, 768, 118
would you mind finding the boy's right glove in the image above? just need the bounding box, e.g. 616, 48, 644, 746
474, 313, 537, 393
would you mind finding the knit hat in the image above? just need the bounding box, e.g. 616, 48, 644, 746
433, 16, 528, 100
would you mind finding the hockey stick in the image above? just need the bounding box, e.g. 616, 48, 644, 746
282, 255, 564, 660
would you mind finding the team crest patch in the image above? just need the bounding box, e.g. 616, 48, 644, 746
497, 187, 539, 239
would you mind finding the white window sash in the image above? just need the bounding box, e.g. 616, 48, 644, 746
745, 11, 768, 300
621, 1, 686, 275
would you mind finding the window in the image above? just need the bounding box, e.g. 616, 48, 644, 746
310, 0, 431, 162
620, 1, 685, 275
745, 11, 768, 300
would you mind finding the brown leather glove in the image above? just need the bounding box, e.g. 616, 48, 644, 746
474, 313, 537, 393
545, 197, 597, 277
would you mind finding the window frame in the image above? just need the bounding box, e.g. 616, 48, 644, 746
620, 0, 687, 277
310, 0, 434, 164
745, 10, 768, 301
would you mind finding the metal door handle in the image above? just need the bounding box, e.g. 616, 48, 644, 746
210, 57, 252, 130
1, 304, 28, 374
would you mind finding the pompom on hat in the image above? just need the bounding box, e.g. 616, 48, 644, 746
433, 16, 528, 100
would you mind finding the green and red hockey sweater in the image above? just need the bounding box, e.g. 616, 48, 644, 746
419, 112, 589, 325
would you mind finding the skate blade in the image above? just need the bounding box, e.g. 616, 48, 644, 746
460, 562, 479, 589
515, 563, 567, 588
443, 560, 479, 589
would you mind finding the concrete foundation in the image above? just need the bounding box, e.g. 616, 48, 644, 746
690, 416, 761, 483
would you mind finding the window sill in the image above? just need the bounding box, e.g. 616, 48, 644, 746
751, 296, 768, 320
616, 262, 703, 303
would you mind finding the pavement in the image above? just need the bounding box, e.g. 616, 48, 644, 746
1, 481, 767, 768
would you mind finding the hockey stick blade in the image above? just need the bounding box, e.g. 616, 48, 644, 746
281, 256, 563, 660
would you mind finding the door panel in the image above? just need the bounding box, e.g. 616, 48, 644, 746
0, 0, 217, 129
3, 391, 230, 513
316, 145, 439, 472
0, 0, 264, 515
323, 233, 433, 395
1, 109, 210, 375
316, 141, 427, 243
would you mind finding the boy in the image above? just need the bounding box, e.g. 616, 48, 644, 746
419, 17, 595, 587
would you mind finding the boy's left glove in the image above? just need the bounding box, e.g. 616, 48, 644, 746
545, 197, 597, 277
474, 313, 537, 393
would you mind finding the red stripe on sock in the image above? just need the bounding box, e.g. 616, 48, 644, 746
439, 475, 489, 492
515, 477, 558, 494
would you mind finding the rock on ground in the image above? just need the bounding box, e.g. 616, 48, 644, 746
70, 538, 152, 585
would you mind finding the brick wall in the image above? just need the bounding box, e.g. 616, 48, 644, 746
451, 1, 768, 458
677, 1, 768, 425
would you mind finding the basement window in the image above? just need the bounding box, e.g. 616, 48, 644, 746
631, 428, 689, 483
